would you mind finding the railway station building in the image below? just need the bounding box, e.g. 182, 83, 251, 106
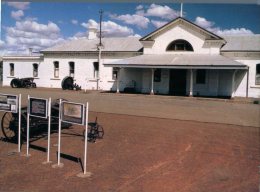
2, 17, 260, 98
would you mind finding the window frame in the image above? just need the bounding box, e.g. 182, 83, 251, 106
32, 63, 38, 77
166, 39, 194, 52
93, 62, 99, 79
256, 64, 260, 85
9, 63, 14, 76
53, 61, 59, 78
112, 67, 118, 80
69, 61, 75, 78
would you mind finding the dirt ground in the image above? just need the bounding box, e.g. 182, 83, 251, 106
0, 87, 259, 191
0, 111, 259, 192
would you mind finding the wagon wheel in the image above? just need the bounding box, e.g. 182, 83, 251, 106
10, 79, 20, 88
61, 76, 74, 90
1, 112, 27, 141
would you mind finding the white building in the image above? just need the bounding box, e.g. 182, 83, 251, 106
2, 17, 260, 98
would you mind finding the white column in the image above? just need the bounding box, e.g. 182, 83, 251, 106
246, 67, 249, 98
189, 69, 193, 96
116, 68, 121, 93
232, 69, 238, 98
150, 69, 154, 95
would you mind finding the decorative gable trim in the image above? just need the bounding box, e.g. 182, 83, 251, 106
140, 17, 224, 42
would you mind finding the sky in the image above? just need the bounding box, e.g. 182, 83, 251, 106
0, 2, 260, 55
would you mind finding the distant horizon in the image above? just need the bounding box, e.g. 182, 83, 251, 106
0, 2, 260, 55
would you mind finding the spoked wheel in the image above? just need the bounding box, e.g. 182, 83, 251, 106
1, 112, 27, 141
83, 123, 104, 142
96, 125, 104, 139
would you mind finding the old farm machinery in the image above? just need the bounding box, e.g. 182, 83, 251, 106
10, 78, 37, 88
1, 99, 104, 142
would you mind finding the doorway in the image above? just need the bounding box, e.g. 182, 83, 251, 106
169, 69, 187, 96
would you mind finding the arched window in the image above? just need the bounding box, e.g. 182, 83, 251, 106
256, 64, 260, 85
166, 39, 194, 51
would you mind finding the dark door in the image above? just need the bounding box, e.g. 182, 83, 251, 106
169, 69, 187, 96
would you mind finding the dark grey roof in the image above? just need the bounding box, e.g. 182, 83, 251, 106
42, 37, 143, 52
221, 35, 260, 51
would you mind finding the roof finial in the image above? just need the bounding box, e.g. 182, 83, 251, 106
180, 3, 183, 17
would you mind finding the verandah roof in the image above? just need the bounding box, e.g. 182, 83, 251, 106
104, 54, 247, 70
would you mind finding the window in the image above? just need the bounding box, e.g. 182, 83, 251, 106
196, 69, 206, 84
69, 62, 75, 78
33, 63, 38, 77
54, 61, 59, 78
166, 39, 194, 51
9, 63, 14, 76
154, 69, 161, 82
93, 62, 99, 78
256, 64, 260, 85
112, 68, 118, 80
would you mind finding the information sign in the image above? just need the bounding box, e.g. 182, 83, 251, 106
61, 101, 85, 125
0, 94, 18, 113
29, 97, 48, 118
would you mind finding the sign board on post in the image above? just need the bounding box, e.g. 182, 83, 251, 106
61, 101, 85, 125
0, 93, 21, 153
28, 97, 48, 118
26, 96, 50, 158
0, 94, 18, 113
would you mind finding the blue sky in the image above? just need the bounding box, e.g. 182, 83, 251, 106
0, 2, 260, 55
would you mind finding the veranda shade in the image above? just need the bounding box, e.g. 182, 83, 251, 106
104, 54, 247, 69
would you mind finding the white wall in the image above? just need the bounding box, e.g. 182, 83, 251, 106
143, 25, 220, 55
3, 60, 42, 86
233, 59, 260, 98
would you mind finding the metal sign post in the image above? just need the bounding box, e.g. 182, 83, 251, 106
77, 102, 91, 178
18, 94, 21, 152
43, 97, 52, 164
26, 95, 31, 157
52, 99, 64, 168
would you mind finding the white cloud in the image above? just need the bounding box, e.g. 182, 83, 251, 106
68, 31, 86, 40
1, 19, 64, 55
216, 28, 254, 36
11, 10, 24, 20
143, 4, 180, 20
194, 17, 214, 29
71, 19, 78, 25
81, 19, 98, 29
81, 19, 135, 37
110, 14, 150, 29
151, 20, 168, 28
136, 5, 143, 10
7, 2, 30, 10
194, 16, 253, 36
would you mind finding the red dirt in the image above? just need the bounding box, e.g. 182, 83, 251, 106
0, 112, 259, 192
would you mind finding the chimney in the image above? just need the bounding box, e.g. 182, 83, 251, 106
88, 27, 97, 40
28, 48, 32, 55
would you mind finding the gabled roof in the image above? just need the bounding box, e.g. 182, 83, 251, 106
41, 37, 143, 52
140, 17, 224, 41
221, 35, 260, 51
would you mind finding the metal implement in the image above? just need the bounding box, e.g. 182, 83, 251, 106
10, 78, 37, 88
1, 99, 103, 142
